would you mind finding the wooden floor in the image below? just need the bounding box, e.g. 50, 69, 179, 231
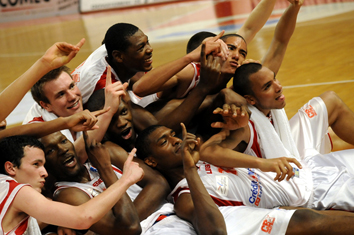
0, 1, 354, 150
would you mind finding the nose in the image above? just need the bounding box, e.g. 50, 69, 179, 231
67, 90, 77, 101
117, 116, 128, 128
58, 144, 69, 155
275, 80, 282, 92
231, 50, 239, 60
146, 44, 153, 54
171, 136, 181, 146
41, 166, 48, 178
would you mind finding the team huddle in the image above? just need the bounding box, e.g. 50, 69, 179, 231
2, 0, 354, 234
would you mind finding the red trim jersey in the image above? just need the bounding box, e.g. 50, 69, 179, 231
0, 175, 41, 235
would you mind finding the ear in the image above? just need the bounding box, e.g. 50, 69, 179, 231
112, 50, 123, 63
144, 156, 157, 168
244, 95, 256, 105
39, 101, 53, 112
4, 161, 17, 176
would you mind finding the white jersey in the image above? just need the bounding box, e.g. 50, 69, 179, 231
54, 163, 178, 234
54, 162, 142, 201
71, 44, 158, 108
22, 103, 80, 143
0, 175, 42, 235
170, 161, 312, 209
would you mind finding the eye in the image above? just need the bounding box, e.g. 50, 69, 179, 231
46, 149, 54, 155
160, 139, 167, 146
228, 46, 234, 51
69, 83, 75, 89
171, 132, 176, 137
121, 108, 128, 115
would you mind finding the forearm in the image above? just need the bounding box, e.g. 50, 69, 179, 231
0, 58, 53, 121
238, 0, 277, 43
201, 144, 262, 168
0, 117, 70, 140
185, 167, 226, 235
262, 3, 301, 73
158, 87, 208, 133
133, 55, 193, 96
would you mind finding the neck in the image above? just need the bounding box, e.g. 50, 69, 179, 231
106, 58, 136, 84
160, 167, 185, 190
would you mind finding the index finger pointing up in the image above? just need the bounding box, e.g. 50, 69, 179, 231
106, 65, 112, 86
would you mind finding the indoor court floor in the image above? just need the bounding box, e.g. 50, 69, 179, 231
0, 0, 354, 150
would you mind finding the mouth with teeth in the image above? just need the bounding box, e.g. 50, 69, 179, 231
67, 100, 80, 110
145, 56, 153, 65
62, 154, 77, 168
275, 94, 285, 101
121, 127, 133, 140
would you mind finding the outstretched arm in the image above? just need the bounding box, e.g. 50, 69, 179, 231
132, 31, 228, 97
0, 109, 108, 140
262, 0, 303, 74
13, 150, 144, 231
237, 0, 277, 43
174, 123, 227, 235
0, 39, 85, 122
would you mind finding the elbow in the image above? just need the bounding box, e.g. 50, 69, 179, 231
121, 222, 142, 235
212, 228, 227, 235
132, 83, 146, 97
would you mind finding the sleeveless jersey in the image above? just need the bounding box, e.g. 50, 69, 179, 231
170, 161, 312, 209
71, 45, 158, 108
0, 175, 41, 235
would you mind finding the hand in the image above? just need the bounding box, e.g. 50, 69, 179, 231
83, 130, 112, 170
41, 38, 85, 70
241, 58, 261, 65
65, 108, 110, 132
211, 104, 249, 130
287, 0, 304, 6
197, 42, 227, 94
121, 148, 144, 185
180, 123, 200, 169
220, 88, 251, 117
57, 227, 77, 235
104, 66, 128, 115
189, 31, 229, 62
259, 157, 302, 182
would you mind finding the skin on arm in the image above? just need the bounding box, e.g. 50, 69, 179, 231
74, 66, 128, 163
132, 31, 228, 98
237, 0, 277, 43
174, 123, 227, 235
0, 39, 85, 122
262, 1, 303, 74
10, 152, 144, 232
0, 108, 109, 140
105, 141, 170, 221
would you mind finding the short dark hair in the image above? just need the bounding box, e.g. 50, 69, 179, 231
85, 89, 105, 112
186, 31, 216, 54
0, 135, 45, 174
221, 33, 247, 45
31, 66, 71, 105
104, 23, 140, 62
233, 63, 262, 96
135, 125, 163, 160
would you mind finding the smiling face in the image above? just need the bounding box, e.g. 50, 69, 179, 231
13, 146, 48, 193
40, 71, 83, 117
221, 36, 247, 74
107, 100, 136, 150
146, 126, 183, 171
246, 66, 285, 115
120, 30, 153, 73
40, 132, 82, 181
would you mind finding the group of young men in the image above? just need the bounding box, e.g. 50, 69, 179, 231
2, 0, 354, 234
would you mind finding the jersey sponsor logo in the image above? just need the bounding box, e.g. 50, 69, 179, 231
205, 164, 212, 174
304, 104, 317, 118
217, 166, 238, 175
92, 178, 103, 187
261, 215, 275, 234
247, 169, 263, 206
216, 175, 229, 196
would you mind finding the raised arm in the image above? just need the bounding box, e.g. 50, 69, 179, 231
262, 0, 303, 74
174, 123, 227, 235
132, 32, 228, 97
0, 109, 108, 140
74, 66, 128, 163
0, 39, 85, 122
237, 0, 277, 43
13, 151, 144, 231
105, 141, 170, 221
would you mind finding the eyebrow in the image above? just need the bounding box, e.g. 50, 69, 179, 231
227, 44, 236, 50
156, 130, 174, 143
